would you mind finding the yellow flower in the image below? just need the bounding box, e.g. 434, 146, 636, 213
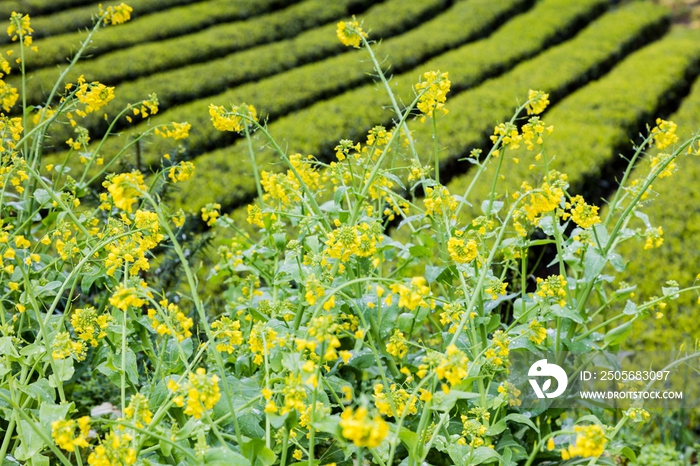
424, 185, 457, 217
109, 282, 146, 311
644, 226, 663, 250
7, 12, 33, 46
448, 236, 478, 264
568, 195, 600, 229
211, 316, 243, 353
562, 424, 607, 459
435, 344, 469, 387
415, 70, 451, 120
386, 329, 408, 358
339, 407, 388, 448
209, 103, 257, 132
51, 416, 90, 452
168, 368, 221, 419
526, 89, 550, 115
529, 319, 547, 345
535, 275, 568, 307
88, 430, 136, 466
52, 332, 87, 361
389, 277, 433, 311
123, 393, 153, 428
74, 76, 115, 116
0, 80, 18, 111
201, 202, 221, 226
650, 118, 678, 150
100, 3, 134, 25
373, 383, 417, 418
155, 122, 191, 140
249, 322, 277, 365
104, 171, 147, 213
336, 16, 367, 47
147, 300, 193, 342
71, 307, 111, 347
168, 160, 195, 182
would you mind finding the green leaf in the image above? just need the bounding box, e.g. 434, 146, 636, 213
21, 379, 55, 403
242, 439, 277, 466
398, 426, 419, 459
623, 300, 638, 315
604, 321, 633, 346
503, 414, 539, 433
621, 446, 637, 462
203, 447, 249, 466
470, 446, 502, 464
334, 186, 350, 206
486, 419, 507, 436
425, 265, 446, 284
550, 304, 584, 324
0, 336, 19, 359
583, 248, 606, 283
49, 358, 74, 387
40, 402, 71, 428
409, 245, 431, 258
14, 420, 47, 461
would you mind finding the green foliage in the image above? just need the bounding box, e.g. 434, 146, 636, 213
9, 0, 347, 74
180, 0, 663, 213
42, 0, 445, 145
43, 0, 529, 178
614, 74, 700, 349
0, 0, 205, 43
0, 0, 98, 18
633, 444, 684, 466
447, 27, 700, 212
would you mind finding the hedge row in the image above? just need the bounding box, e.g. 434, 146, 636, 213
179, 0, 669, 214
0, 0, 100, 18
11, 0, 341, 74
42, 0, 446, 145
446, 27, 700, 219
610, 72, 700, 349
0, 0, 205, 44
44, 0, 529, 172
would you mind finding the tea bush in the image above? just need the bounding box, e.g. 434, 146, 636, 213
180, 0, 666, 213
7, 0, 356, 74
0, 0, 225, 43
42, 0, 529, 169
40, 0, 449, 144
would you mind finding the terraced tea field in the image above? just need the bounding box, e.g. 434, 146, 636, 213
26, 0, 700, 347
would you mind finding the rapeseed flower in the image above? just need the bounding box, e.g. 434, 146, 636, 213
104, 171, 147, 213
339, 407, 388, 448
415, 71, 451, 120
561, 424, 607, 460
336, 16, 367, 47
51, 416, 90, 452
100, 3, 134, 25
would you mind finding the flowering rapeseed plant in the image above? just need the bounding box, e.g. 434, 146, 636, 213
0, 6, 698, 466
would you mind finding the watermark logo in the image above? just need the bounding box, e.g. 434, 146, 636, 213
528, 359, 568, 399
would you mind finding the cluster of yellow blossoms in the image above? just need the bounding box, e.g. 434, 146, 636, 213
336, 16, 367, 48
51, 416, 91, 452
74, 75, 115, 117
535, 274, 569, 307
339, 407, 388, 448
415, 70, 451, 120
373, 383, 417, 417
147, 300, 193, 342
99, 2, 133, 25
388, 276, 434, 311
168, 368, 221, 419
103, 171, 147, 213
209, 103, 257, 132
560, 424, 608, 460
